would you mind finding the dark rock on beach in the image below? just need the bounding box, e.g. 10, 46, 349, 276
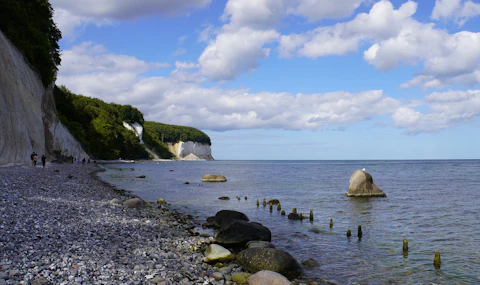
236, 248, 303, 280
214, 209, 249, 227
215, 220, 272, 248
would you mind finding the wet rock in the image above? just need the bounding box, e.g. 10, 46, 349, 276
236, 248, 303, 280
215, 220, 271, 248
214, 210, 249, 228
202, 174, 227, 182
203, 244, 235, 262
346, 170, 386, 197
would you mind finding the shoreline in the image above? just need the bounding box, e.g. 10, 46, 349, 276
0, 163, 332, 285
0, 163, 226, 284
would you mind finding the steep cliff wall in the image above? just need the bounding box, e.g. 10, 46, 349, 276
167, 141, 214, 160
0, 31, 88, 165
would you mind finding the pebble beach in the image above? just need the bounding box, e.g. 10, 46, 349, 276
0, 162, 251, 285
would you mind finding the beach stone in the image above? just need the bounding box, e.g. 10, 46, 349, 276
109, 198, 122, 205
123, 198, 146, 208
31, 276, 49, 285
287, 213, 304, 220
246, 241, 276, 249
232, 273, 252, 285
236, 248, 303, 280
247, 270, 291, 285
212, 272, 224, 280
214, 210, 249, 227
218, 196, 230, 200
215, 220, 271, 248
203, 244, 235, 262
202, 174, 227, 182
346, 170, 386, 197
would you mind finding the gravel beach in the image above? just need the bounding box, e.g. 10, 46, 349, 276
0, 162, 244, 285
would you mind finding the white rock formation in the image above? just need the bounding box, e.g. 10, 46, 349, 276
122, 121, 144, 143
167, 141, 214, 160
0, 31, 88, 165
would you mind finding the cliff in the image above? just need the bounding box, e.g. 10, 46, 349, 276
0, 31, 88, 165
167, 141, 214, 160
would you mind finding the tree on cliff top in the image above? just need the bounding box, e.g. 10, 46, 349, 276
0, 0, 61, 86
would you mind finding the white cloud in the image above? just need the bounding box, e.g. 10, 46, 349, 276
51, 0, 211, 37
431, 0, 480, 25
221, 0, 286, 31
199, 28, 279, 80
279, 0, 417, 58
57, 43, 401, 131
174, 48, 187, 56
392, 90, 480, 134
287, 0, 366, 22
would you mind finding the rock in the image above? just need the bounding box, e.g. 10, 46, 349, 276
31, 276, 49, 285
218, 196, 230, 200
246, 241, 276, 249
247, 270, 291, 285
109, 198, 122, 205
236, 248, 303, 280
346, 170, 386, 197
214, 210, 249, 227
212, 272, 224, 280
157, 198, 166, 204
136, 175, 146, 178
123, 198, 146, 208
202, 174, 227, 182
215, 220, 271, 248
232, 272, 252, 285
203, 244, 235, 262
301, 258, 320, 269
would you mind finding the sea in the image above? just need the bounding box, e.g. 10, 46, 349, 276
97, 160, 480, 285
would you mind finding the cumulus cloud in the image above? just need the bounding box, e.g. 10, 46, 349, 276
51, 0, 211, 37
431, 0, 480, 25
198, 0, 284, 80
279, 0, 417, 58
392, 90, 480, 134
57, 43, 401, 131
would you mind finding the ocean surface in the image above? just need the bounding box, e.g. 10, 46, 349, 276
97, 160, 480, 285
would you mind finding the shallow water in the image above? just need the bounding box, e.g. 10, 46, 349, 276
98, 160, 480, 284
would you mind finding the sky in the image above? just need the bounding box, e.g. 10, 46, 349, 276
50, 0, 480, 160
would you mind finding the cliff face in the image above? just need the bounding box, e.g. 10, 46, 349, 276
167, 141, 214, 160
0, 31, 88, 165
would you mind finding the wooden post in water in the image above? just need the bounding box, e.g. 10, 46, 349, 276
281, 210, 285, 215
269, 203, 273, 212
309, 210, 314, 221
403, 239, 408, 253
357, 225, 362, 238
263, 198, 267, 207
277, 203, 281, 211
329, 219, 333, 228
256, 199, 259, 207
245, 196, 248, 200
434, 252, 441, 269
292, 208, 297, 214
347, 229, 351, 237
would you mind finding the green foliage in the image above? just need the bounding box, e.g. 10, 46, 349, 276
53, 86, 149, 160
142, 129, 174, 159
0, 0, 61, 86
119, 105, 144, 125
144, 122, 211, 145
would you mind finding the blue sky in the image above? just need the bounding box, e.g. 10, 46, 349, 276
50, 0, 480, 160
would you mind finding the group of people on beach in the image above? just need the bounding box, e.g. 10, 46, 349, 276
30, 152, 46, 168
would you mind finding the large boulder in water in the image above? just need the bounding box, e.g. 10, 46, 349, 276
215, 220, 271, 248
214, 210, 249, 227
236, 248, 303, 280
202, 174, 227, 182
346, 170, 386, 197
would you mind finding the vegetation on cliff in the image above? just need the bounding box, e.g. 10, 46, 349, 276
0, 0, 61, 86
54, 86, 156, 160
54, 86, 212, 160
144, 122, 211, 146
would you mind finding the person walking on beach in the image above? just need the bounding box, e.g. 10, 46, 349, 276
30, 152, 35, 166
32, 152, 38, 167
41, 154, 46, 168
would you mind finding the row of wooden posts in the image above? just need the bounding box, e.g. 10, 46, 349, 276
255, 198, 442, 269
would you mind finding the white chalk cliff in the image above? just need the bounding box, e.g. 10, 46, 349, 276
0, 31, 88, 165
123, 121, 213, 161
167, 141, 214, 160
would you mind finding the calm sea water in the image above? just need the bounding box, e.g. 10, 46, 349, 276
97, 160, 480, 285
